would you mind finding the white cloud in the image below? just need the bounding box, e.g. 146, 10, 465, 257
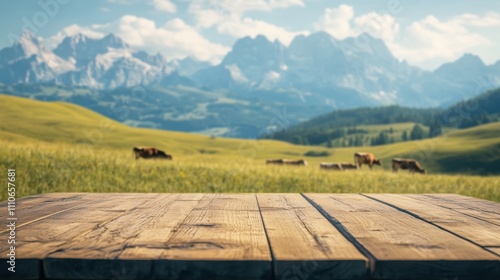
354, 12, 400, 43
389, 15, 492, 68
45, 24, 106, 49
454, 12, 500, 27
216, 15, 307, 45
149, 0, 176, 13
115, 15, 229, 63
190, 0, 304, 16
314, 5, 497, 69
189, 0, 307, 45
191, 8, 221, 29
314, 5, 399, 42
314, 5, 355, 40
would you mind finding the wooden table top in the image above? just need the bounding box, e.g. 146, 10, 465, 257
1, 193, 499, 280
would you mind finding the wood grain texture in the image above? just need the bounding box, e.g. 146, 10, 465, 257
43, 193, 198, 279
365, 194, 500, 248
151, 194, 272, 280
257, 193, 368, 279
304, 193, 500, 280
1, 193, 156, 280
2, 193, 499, 280
415, 194, 500, 226
0, 193, 97, 234
0, 193, 112, 280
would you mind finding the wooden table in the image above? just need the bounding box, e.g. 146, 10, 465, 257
1, 193, 499, 280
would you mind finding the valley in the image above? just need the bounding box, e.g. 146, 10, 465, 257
1, 94, 499, 202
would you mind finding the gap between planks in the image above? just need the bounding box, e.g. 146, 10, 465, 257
303, 193, 500, 280
362, 194, 500, 257
2, 193, 499, 280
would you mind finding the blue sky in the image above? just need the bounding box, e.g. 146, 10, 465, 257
1, 0, 499, 69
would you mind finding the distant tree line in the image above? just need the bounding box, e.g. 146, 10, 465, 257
263, 105, 445, 146
263, 87, 500, 147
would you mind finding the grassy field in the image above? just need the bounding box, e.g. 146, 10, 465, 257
2, 140, 499, 201
1, 94, 500, 201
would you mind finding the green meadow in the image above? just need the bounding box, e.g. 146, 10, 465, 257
1, 94, 499, 201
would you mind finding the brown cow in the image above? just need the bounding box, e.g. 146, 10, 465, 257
341, 162, 359, 170
266, 159, 284, 165
392, 158, 426, 174
133, 147, 172, 160
282, 159, 308, 166
354, 152, 382, 170
320, 162, 343, 170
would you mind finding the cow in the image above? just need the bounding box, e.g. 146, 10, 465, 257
266, 159, 284, 165
133, 147, 173, 160
282, 159, 308, 166
341, 162, 359, 170
392, 158, 426, 174
320, 162, 343, 170
354, 152, 382, 170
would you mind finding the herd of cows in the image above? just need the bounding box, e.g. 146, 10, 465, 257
133, 147, 427, 174
266, 152, 427, 174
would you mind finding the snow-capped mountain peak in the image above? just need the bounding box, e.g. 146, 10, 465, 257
16, 30, 44, 57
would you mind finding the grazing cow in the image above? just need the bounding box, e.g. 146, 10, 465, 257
354, 152, 382, 170
133, 147, 172, 160
266, 159, 284, 165
392, 158, 426, 174
320, 162, 343, 170
282, 159, 308, 166
341, 162, 359, 170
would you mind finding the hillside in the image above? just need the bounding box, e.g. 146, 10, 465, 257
441, 87, 500, 128
0, 94, 330, 159
266, 87, 500, 147
1, 94, 500, 175
264, 105, 441, 146
0, 83, 332, 139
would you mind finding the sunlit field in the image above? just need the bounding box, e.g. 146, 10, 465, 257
1, 95, 500, 202
2, 140, 499, 202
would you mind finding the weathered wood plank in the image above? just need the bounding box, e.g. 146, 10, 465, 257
6, 193, 156, 248
149, 194, 272, 280
0, 193, 156, 280
414, 194, 500, 226
365, 194, 500, 248
0, 193, 98, 233
44, 193, 204, 279
257, 193, 368, 279
118, 193, 205, 259
424, 194, 500, 212
304, 194, 500, 280
0, 193, 146, 279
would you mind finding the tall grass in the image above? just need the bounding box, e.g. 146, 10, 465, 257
1, 140, 499, 202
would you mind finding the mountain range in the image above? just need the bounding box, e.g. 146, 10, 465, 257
0, 31, 211, 89
1, 30, 499, 138
1, 31, 499, 108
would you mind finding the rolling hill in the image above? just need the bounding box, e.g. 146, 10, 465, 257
0, 83, 331, 139
265, 87, 500, 147
0, 93, 327, 158
1, 94, 500, 175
